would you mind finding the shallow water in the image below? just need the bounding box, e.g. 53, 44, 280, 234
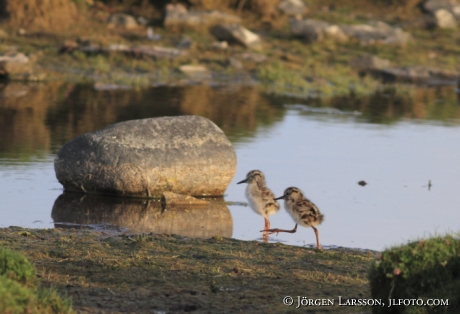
1, 82, 459, 251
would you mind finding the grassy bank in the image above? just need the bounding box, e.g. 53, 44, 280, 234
0, 227, 375, 313
2, 1, 460, 97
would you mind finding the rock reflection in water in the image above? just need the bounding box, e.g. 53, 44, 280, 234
51, 193, 233, 238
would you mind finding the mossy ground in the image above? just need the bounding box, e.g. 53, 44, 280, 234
0, 246, 73, 314
369, 235, 460, 314
0, 227, 377, 313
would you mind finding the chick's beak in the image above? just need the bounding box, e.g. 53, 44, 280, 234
274, 195, 284, 200
237, 178, 248, 184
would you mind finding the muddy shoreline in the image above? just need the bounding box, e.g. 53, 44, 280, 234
1, 227, 376, 313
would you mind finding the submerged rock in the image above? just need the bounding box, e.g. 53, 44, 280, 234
54, 116, 236, 197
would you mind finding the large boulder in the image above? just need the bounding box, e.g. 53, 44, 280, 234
54, 116, 236, 197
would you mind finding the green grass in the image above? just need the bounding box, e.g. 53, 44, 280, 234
368, 234, 460, 314
0, 246, 74, 314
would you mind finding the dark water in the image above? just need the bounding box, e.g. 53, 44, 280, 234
1, 82, 459, 250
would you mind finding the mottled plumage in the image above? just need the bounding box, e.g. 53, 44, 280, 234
267, 187, 324, 249
237, 170, 280, 239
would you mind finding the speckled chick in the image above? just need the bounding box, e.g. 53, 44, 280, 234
268, 187, 324, 249
237, 170, 280, 236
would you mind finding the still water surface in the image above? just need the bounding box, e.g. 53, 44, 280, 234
1, 82, 459, 251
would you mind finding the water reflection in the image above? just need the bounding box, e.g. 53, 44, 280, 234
51, 192, 233, 238
0, 82, 286, 160
319, 88, 460, 124
2, 82, 460, 163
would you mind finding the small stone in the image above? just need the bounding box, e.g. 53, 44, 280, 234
0, 52, 33, 80
147, 27, 161, 41
350, 55, 391, 71
164, 6, 241, 30
278, 0, 308, 16
228, 57, 243, 69
358, 180, 367, 186
59, 40, 79, 53
434, 9, 457, 29
238, 52, 267, 63
179, 65, 211, 80
211, 24, 262, 49
177, 37, 194, 49
211, 41, 228, 50
107, 13, 138, 29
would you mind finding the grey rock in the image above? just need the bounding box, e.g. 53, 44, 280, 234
278, 0, 308, 16
179, 65, 212, 80
54, 116, 236, 197
211, 24, 262, 49
228, 57, 243, 69
52, 192, 233, 238
107, 13, 138, 29
238, 52, 268, 63
341, 21, 412, 45
62, 42, 185, 60
147, 27, 161, 41
289, 18, 348, 43
372, 66, 460, 84
211, 41, 228, 50
176, 36, 194, 49
424, 0, 460, 17
434, 9, 457, 28
164, 4, 241, 30
123, 45, 185, 60
137, 16, 150, 25
0, 52, 33, 80
350, 55, 391, 71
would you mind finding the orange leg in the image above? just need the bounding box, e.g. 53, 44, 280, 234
262, 218, 270, 242
312, 226, 322, 250
263, 224, 298, 235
